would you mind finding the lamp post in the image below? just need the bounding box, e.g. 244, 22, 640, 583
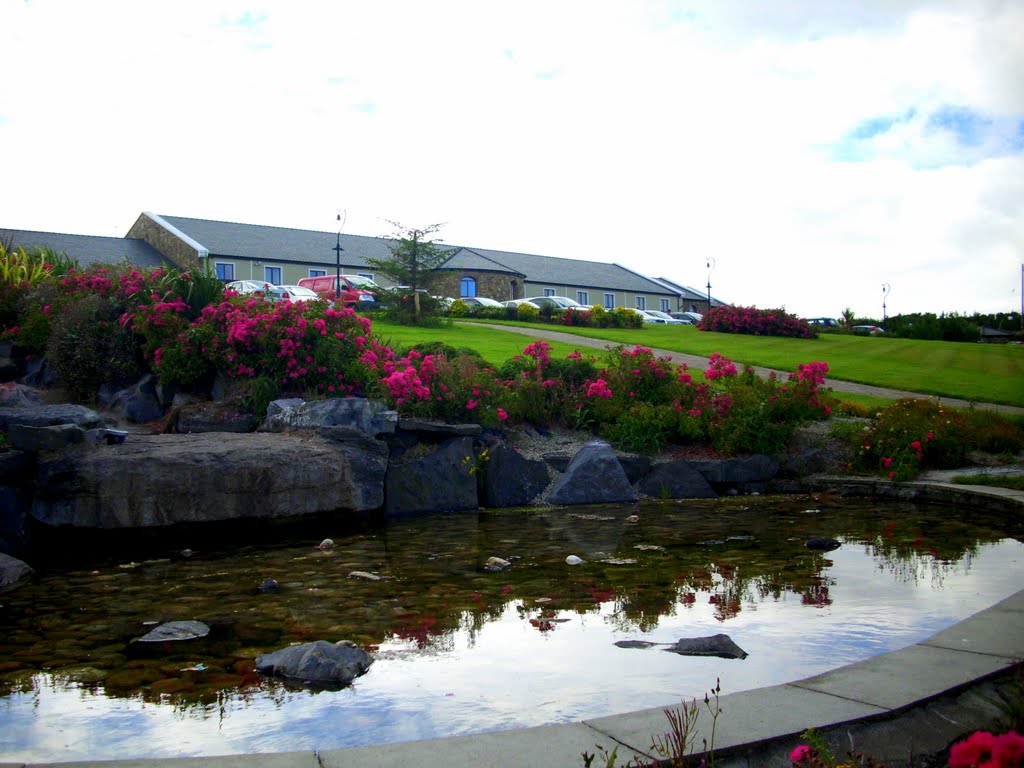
705, 256, 716, 312
333, 211, 344, 301
882, 283, 890, 326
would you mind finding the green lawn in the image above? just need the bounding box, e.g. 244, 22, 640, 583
371, 319, 1024, 407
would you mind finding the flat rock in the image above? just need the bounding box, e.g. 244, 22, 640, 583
0, 553, 33, 592
137, 620, 210, 643
665, 633, 748, 659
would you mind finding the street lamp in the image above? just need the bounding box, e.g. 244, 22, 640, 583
705, 257, 716, 312
333, 211, 344, 301
882, 283, 890, 326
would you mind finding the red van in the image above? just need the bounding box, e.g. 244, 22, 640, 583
297, 275, 378, 306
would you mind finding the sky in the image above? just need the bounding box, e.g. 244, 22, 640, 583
2, 0, 1023, 319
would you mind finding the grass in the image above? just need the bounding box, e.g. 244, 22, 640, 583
444, 319, 1024, 408
951, 474, 1024, 491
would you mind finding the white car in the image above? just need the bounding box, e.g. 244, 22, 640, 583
459, 297, 505, 309
643, 310, 686, 324
504, 296, 588, 312
225, 280, 291, 301
278, 285, 321, 302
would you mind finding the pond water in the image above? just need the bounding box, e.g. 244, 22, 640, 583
1, 496, 1022, 762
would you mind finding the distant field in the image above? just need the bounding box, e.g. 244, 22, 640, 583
371, 319, 1024, 408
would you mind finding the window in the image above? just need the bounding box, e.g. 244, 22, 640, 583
576, 291, 589, 306
660, 299, 670, 312
460, 276, 477, 297
264, 266, 282, 285
357, 273, 374, 281
215, 262, 235, 281
309, 269, 326, 278
635, 296, 646, 311
543, 288, 555, 297
604, 293, 615, 309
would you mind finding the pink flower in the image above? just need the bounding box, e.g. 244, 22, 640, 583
789, 744, 811, 764
882, 457, 893, 469
992, 731, 1024, 766
910, 440, 922, 451
497, 407, 509, 421
949, 731, 997, 768
465, 399, 478, 410
888, 471, 895, 479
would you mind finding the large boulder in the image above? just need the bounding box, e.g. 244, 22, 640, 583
0, 403, 102, 432
482, 442, 550, 508
637, 460, 717, 499
689, 455, 780, 490
545, 441, 637, 506
166, 400, 261, 434
109, 375, 165, 424
29, 431, 388, 529
0, 552, 33, 592
264, 397, 398, 436
385, 436, 479, 516
0, 382, 43, 407
255, 640, 373, 687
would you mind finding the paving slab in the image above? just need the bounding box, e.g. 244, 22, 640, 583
919, 594, 1024, 659
317, 722, 649, 768
584, 683, 886, 756
25, 753, 319, 768
789, 643, 1015, 711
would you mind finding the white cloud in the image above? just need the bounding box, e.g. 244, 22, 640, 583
1, 0, 1021, 316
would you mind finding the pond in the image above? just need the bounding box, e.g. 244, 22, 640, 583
1, 496, 1022, 762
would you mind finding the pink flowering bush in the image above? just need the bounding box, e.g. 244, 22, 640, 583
949, 730, 1023, 768
699, 305, 816, 339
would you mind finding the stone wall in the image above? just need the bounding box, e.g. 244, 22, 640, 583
431, 271, 521, 302
126, 214, 203, 271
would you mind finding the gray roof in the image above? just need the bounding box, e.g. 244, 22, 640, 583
0, 228, 167, 269
655, 276, 726, 306
158, 215, 406, 267
156, 215, 677, 296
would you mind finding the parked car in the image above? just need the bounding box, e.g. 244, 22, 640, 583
225, 280, 291, 301
852, 324, 886, 335
503, 296, 588, 312
669, 311, 703, 324
277, 285, 321, 302
297, 274, 378, 305
643, 310, 686, 324
805, 317, 839, 328
459, 297, 505, 309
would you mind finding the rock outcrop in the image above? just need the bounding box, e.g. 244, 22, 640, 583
385, 436, 479, 516
30, 431, 387, 529
0, 552, 33, 592
637, 459, 717, 499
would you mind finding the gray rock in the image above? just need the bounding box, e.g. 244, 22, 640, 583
30, 432, 387, 528
264, 397, 398, 436
19, 356, 58, 388
806, 537, 842, 551
168, 401, 260, 434
385, 436, 479, 516
397, 418, 482, 438
482, 442, 550, 508
255, 640, 373, 687
637, 460, 717, 499
690, 455, 780, 485
6, 423, 85, 452
0, 552, 33, 592
665, 634, 748, 659
616, 454, 653, 484
110, 375, 164, 423
0, 485, 31, 556
0, 403, 101, 431
0, 383, 43, 408
545, 441, 637, 506
138, 620, 210, 642
258, 578, 280, 593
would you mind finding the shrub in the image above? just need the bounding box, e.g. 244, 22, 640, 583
515, 302, 540, 322
601, 402, 678, 454
699, 305, 815, 338
46, 294, 140, 401
448, 299, 469, 317
849, 399, 972, 480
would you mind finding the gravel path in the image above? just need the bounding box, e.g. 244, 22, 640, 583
469, 322, 1024, 416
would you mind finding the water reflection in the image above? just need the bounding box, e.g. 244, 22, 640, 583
0, 496, 1021, 762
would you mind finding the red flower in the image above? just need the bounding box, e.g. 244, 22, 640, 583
949, 731, 997, 768
789, 744, 812, 764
